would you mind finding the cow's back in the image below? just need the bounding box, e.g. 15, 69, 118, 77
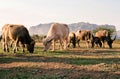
95, 30, 109, 38
8, 24, 29, 40
76, 30, 92, 40
47, 23, 69, 40
69, 32, 75, 38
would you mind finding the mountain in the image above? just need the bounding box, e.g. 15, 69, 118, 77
29, 22, 116, 35
116, 30, 120, 39
29, 23, 52, 35
68, 22, 115, 32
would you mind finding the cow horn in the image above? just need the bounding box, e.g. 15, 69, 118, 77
46, 36, 54, 43
47, 38, 53, 43
112, 35, 116, 41
43, 37, 53, 46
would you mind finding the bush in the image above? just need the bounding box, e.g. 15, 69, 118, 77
31, 34, 46, 42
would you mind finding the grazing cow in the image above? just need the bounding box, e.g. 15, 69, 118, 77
2, 24, 35, 53
43, 23, 69, 51
68, 32, 76, 48
95, 30, 116, 48
75, 30, 93, 48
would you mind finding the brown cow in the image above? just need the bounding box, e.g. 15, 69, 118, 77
2, 24, 35, 53
95, 30, 116, 48
43, 23, 69, 51
75, 30, 93, 48
68, 32, 76, 48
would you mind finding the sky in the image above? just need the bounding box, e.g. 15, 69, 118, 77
0, 0, 120, 30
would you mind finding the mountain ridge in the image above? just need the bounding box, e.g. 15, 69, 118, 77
29, 22, 116, 35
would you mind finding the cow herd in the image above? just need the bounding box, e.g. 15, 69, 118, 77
0, 23, 116, 53
69, 29, 116, 49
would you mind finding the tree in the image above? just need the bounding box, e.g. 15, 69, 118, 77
93, 27, 116, 37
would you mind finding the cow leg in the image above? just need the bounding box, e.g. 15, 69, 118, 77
4, 38, 9, 52
91, 40, 94, 48
3, 40, 6, 52
13, 39, 19, 53
77, 40, 80, 47
21, 43, 25, 52
67, 40, 71, 48
59, 37, 63, 50
4, 42, 9, 52
63, 39, 68, 50
6, 43, 9, 52
13, 43, 17, 53
67, 43, 70, 48
78, 42, 80, 47
99, 42, 102, 48
52, 40, 55, 51
86, 41, 89, 48
9, 41, 13, 48
101, 38, 105, 48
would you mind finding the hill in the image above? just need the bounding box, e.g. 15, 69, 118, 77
29, 22, 116, 35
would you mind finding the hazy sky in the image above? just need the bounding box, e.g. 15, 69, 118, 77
0, 0, 120, 30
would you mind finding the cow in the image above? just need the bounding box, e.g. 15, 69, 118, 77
75, 30, 93, 48
2, 24, 35, 53
43, 23, 69, 51
95, 30, 116, 48
67, 32, 76, 48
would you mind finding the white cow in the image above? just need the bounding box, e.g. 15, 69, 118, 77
43, 23, 69, 51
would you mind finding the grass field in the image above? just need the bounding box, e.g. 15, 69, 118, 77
0, 40, 120, 79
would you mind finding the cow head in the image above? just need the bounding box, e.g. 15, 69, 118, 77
43, 37, 53, 51
27, 39, 35, 53
106, 35, 116, 48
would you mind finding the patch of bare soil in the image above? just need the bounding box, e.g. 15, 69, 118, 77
0, 61, 120, 79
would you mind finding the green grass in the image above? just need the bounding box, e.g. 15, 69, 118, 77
0, 50, 119, 65
0, 68, 67, 79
